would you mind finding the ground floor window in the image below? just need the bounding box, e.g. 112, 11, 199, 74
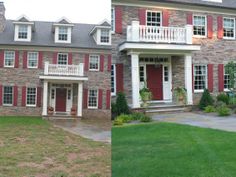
111, 64, 116, 95
194, 65, 207, 91
3, 86, 13, 105
88, 89, 98, 108
27, 87, 37, 106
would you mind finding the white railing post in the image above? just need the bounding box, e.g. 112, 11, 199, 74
79, 63, 84, 76
44, 61, 49, 75
131, 21, 140, 42
185, 25, 193, 44
127, 26, 132, 41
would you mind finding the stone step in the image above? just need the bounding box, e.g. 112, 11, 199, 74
145, 107, 187, 114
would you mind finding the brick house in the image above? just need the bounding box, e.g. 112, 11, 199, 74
111, 0, 236, 109
0, 2, 112, 118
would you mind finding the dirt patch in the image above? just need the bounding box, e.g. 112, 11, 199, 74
67, 153, 78, 162
18, 162, 44, 169
0, 140, 4, 147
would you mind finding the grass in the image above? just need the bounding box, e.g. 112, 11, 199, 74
0, 116, 111, 177
112, 122, 236, 177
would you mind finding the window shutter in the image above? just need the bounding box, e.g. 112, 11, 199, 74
14, 51, 19, 68
208, 64, 214, 92
0, 50, 4, 68
187, 13, 193, 25
37, 87, 42, 107
38, 51, 43, 69
98, 89, 103, 109
115, 6, 123, 34
207, 15, 213, 39
84, 54, 89, 71
0, 85, 2, 106
116, 63, 124, 93
162, 9, 169, 27
107, 54, 112, 72
106, 90, 111, 109
13, 85, 18, 106
218, 64, 224, 92
217, 16, 223, 39
23, 51, 27, 69
83, 89, 88, 108
53, 52, 58, 64
139, 8, 146, 25
68, 53, 73, 65
22, 86, 26, 106
100, 55, 104, 72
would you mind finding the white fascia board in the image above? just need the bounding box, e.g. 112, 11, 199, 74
39, 75, 88, 81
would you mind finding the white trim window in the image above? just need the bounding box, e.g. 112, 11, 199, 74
223, 17, 235, 39
111, 7, 115, 33
100, 29, 110, 43
58, 26, 68, 41
18, 25, 28, 39
89, 55, 100, 71
111, 64, 116, 95
58, 53, 68, 65
26, 87, 37, 107
194, 65, 207, 92
3, 86, 13, 106
193, 15, 207, 37
4, 51, 15, 67
27, 52, 38, 68
88, 89, 98, 109
146, 11, 162, 26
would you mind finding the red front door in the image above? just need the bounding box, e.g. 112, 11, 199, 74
146, 65, 163, 100
55, 88, 67, 112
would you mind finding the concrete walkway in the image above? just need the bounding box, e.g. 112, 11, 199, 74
152, 112, 236, 132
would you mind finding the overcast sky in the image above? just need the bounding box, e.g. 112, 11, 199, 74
3, 0, 111, 24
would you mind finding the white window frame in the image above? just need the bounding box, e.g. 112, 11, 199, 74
193, 15, 207, 38
223, 17, 235, 40
57, 53, 68, 65
146, 10, 162, 26
58, 26, 68, 41
88, 89, 98, 109
111, 7, 115, 33
89, 55, 100, 71
194, 64, 208, 93
3, 86, 13, 106
14, 24, 32, 42
27, 52, 38, 68
18, 25, 28, 39
111, 64, 116, 96
4, 51, 15, 68
26, 87, 37, 107
55, 26, 72, 43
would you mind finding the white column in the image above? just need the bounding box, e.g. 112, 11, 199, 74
185, 54, 193, 105
42, 81, 48, 116
77, 82, 83, 117
130, 52, 140, 108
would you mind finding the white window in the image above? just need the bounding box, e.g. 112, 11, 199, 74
111, 8, 115, 32
100, 29, 110, 43
58, 27, 68, 41
4, 51, 15, 67
146, 11, 162, 26
89, 55, 100, 71
88, 89, 98, 108
193, 15, 206, 37
3, 86, 13, 105
58, 53, 68, 65
111, 64, 116, 95
18, 25, 28, 39
26, 87, 37, 106
223, 18, 235, 39
27, 52, 38, 68
194, 65, 207, 92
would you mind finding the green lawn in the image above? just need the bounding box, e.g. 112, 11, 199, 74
0, 117, 111, 177
112, 122, 236, 177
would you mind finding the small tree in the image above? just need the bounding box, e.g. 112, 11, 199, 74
198, 89, 214, 110
115, 92, 129, 116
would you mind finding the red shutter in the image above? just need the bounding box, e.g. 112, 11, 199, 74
38, 51, 43, 69
22, 86, 26, 106
23, 51, 27, 69
116, 63, 124, 93
0, 50, 4, 68
115, 6, 123, 34
208, 64, 214, 92
187, 13, 193, 25
14, 51, 19, 68
106, 90, 111, 109
192, 64, 194, 92
98, 89, 103, 109
53, 52, 58, 64
218, 64, 224, 92
217, 16, 223, 39
13, 85, 18, 106
83, 89, 88, 108
0, 85, 2, 106
107, 54, 112, 72
139, 8, 146, 25
100, 55, 104, 72
84, 54, 89, 71
68, 53, 72, 65
37, 87, 42, 107
162, 9, 169, 27
207, 15, 213, 39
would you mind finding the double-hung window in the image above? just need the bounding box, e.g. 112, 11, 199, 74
28, 52, 38, 68
58, 53, 68, 65
223, 18, 235, 39
146, 11, 162, 26
193, 15, 206, 37
89, 55, 99, 71
100, 29, 110, 43
4, 51, 15, 67
58, 27, 68, 41
26, 87, 37, 107
3, 86, 13, 105
194, 65, 207, 92
111, 8, 115, 32
88, 89, 98, 109
18, 25, 28, 39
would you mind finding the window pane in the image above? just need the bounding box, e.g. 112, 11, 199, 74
27, 88, 36, 106
4, 51, 15, 67
58, 27, 68, 41
88, 89, 98, 108
3, 86, 13, 105
58, 53, 68, 65
101, 29, 110, 43
146, 11, 161, 26
18, 25, 28, 39
194, 65, 207, 90
28, 52, 38, 68
89, 55, 99, 70
193, 16, 206, 36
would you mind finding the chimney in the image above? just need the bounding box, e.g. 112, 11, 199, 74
0, 2, 6, 32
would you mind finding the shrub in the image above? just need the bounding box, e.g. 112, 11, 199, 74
113, 118, 123, 126
229, 97, 236, 105
217, 93, 229, 105
115, 92, 130, 116
217, 105, 231, 116
140, 115, 152, 122
198, 89, 214, 110
204, 105, 216, 113
116, 114, 133, 123
130, 112, 145, 121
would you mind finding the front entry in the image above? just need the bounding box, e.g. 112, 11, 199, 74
146, 65, 163, 100
55, 88, 67, 112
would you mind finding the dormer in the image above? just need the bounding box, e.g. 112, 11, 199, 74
13, 15, 34, 42
53, 17, 74, 44
90, 20, 111, 46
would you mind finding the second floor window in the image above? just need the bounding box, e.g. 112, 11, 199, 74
111, 8, 115, 32
18, 25, 28, 39
89, 55, 99, 71
223, 18, 235, 39
101, 29, 110, 43
58, 53, 68, 65
28, 52, 38, 68
193, 15, 206, 37
4, 51, 15, 67
146, 11, 161, 26
58, 27, 68, 41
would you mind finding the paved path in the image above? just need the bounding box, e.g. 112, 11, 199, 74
152, 112, 236, 132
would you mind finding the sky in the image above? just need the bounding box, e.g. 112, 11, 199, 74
3, 0, 111, 24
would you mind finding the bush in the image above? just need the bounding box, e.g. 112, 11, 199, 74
217, 105, 231, 116
130, 112, 145, 121
115, 92, 130, 116
229, 97, 236, 105
204, 105, 216, 113
140, 115, 152, 122
116, 114, 133, 123
198, 89, 214, 110
113, 118, 123, 126
217, 93, 229, 105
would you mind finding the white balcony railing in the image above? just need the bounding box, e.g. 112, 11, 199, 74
44, 62, 84, 76
127, 21, 193, 44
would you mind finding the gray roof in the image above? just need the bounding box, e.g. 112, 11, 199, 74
0, 20, 111, 50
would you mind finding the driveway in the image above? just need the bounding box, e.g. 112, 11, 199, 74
152, 112, 236, 132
